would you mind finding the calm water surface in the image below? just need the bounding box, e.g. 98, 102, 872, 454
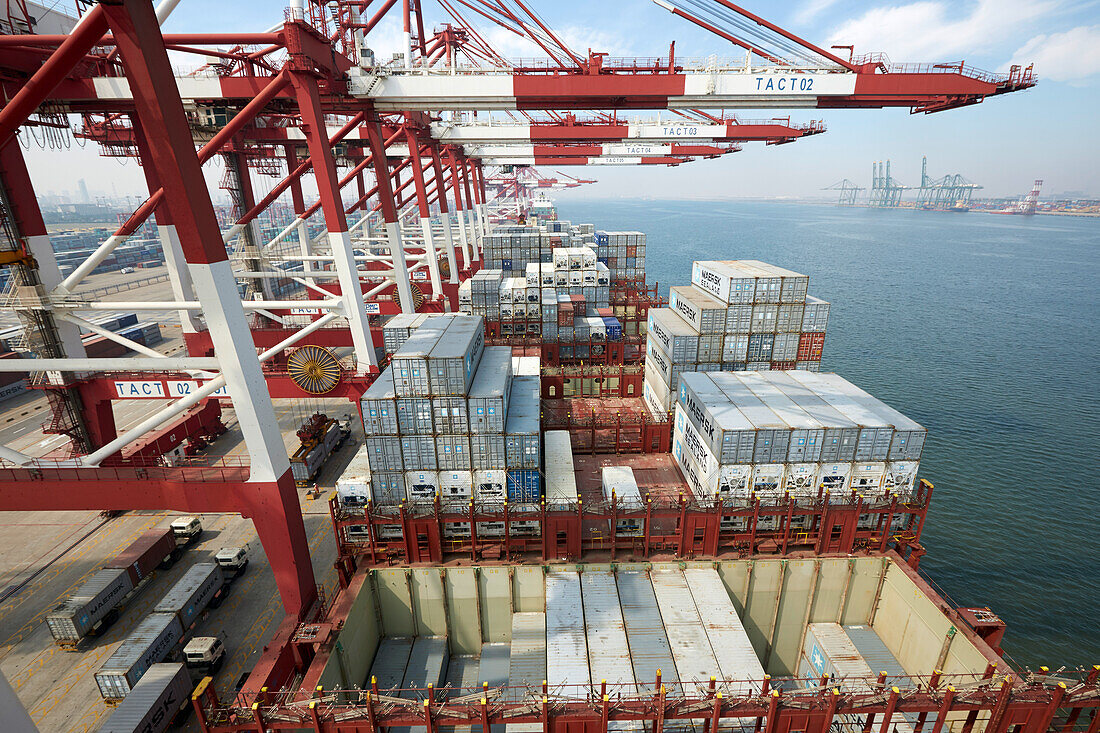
557, 199, 1099, 669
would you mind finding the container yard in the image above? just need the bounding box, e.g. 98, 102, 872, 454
0, 3, 1089, 733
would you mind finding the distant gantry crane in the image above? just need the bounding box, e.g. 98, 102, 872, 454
823, 179, 864, 206
868, 160, 908, 207
915, 156, 983, 211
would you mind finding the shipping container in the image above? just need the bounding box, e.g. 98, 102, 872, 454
615, 571, 680, 695
336, 445, 373, 506
399, 435, 437, 471
647, 309, 699, 363
427, 316, 486, 396
396, 397, 435, 434
580, 571, 637, 702
504, 376, 540, 469
602, 466, 643, 536
507, 612, 546, 694
362, 369, 399, 435
405, 471, 442, 503
392, 324, 446, 397
546, 571, 590, 689
46, 568, 134, 643
506, 470, 540, 502
371, 472, 405, 506
475, 469, 507, 502
649, 570, 722, 695
683, 568, 765, 695
439, 470, 474, 500
96, 612, 184, 700
110, 528, 176, 586
470, 434, 506, 470
432, 396, 470, 434
544, 431, 577, 504
153, 562, 224, 629
437, 434, 472, 471
468, 347, 513, 433
96, 663, 190, 733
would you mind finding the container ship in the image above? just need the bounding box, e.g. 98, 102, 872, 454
0, 3, 1089, 733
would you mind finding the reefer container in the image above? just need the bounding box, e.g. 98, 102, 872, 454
468, 347, 514, 433
111, 528, 176, 586
544, 431, 577, 504
669, 285, 727, 334
439, 470, 474, 499
97, 663, 190, 733
46, 568, 134, 644
361, 369, 399, 435
677, 372, 755, 464
96, 612, 184, 700
336, 445, 373, 506
504, 376, 540, 470
427, 316, 485, 396
405, 471, 442, 502
475, 469, 507, 502
154, 562, 224, 629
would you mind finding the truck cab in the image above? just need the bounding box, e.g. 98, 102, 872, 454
183, 635, 226, 674
170, 516, 203, 546
214, 546, 249, 576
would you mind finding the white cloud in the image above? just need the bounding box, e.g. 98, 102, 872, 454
1011, 25, 1100, 83
796, 0, 841, 25
826, 0, 1056, 61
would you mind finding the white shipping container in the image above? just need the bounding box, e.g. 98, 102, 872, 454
545, 571, 590, 691
650, 571, 722, 695
683, 569, 765, 695
544, 431, 577, 504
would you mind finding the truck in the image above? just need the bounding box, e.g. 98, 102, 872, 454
169, 516, 203, 546
290, 413, 353, 487
182, 634, 227, 674
96, 563, 227, 702
45, 527, 179, 647
96, 663, 191, 733
214, 546, 249, 578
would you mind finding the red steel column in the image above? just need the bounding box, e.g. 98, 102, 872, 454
289, 71, 379, 370
363, 109, 415, 312
403, 128, 442, 295
101, 0, 316, 617
428, 144, 459, 280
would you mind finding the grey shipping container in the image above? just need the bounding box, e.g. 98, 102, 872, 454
480, 642, 511, 733
96, 612, 184, 700
616, 571, 680, 695
427, 316, 486, 396
470, 434, 506, 470
504, 376, 540, 470
545, 571, 590, 689
394, 636, 451, 733
682, 568, 765, 695
669, 285, 726, 334
362, 369, 399, 435
433, 396, 470, 433
97, 663, 190, 733
580, 571, 636, 694
468, 347, 514, 433
365, 436, 403, 472
677, 372, 755, 464
507, 613, 547, 692
396, 397, 435, 434
392, 326, 445, 396
399, 435, 437, 471
46, 568, 133, 643
649, 570, 722, 695
647, 309, 698, 362
153, 562, 224, 629
368, 637, 414, 690
437, 434, 472, 471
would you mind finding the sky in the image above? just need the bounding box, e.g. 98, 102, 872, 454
22, 0, 1100, 203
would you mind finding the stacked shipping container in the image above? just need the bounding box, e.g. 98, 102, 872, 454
644, 260, 829, 417
671, 371, 925, 514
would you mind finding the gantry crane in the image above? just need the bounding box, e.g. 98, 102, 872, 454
0, 0, 1035, 692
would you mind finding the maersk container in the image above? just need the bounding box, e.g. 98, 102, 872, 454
506, 470, 540, 502
738, 372, 825, 463
670, 285, 727, 334
427, 316, 486, 397
154, 562, 224, 629
470, 434, 506, 470
396, 397, 434, 434
369, 637, 414, 690
46, 568, 134, 643
468, 347, 513, 433
647, 309, 699, 362
400, 435, 437, 471
96, 612, 184, 700
110, 528, 176, 586
439, 470, 474, 499
683, 568, 765, 695
763, 372, 859, 463
405, 471, 441, 503
362, 368, 399, 435
809, 373, 925, 461
365, 436, 403, 472
546, 571, 590, 689
642, 364, 671, 417
504, 376, 539, 469
677, 373, 755, 464
432, 396, 470, 434
437, 434, 472, 471
650, 570, 722, 694
709, 373, 792, 463
336, 445, 372, 506
97, 663, 190, 733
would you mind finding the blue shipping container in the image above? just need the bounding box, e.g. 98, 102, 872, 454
507, 470, 541, 502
